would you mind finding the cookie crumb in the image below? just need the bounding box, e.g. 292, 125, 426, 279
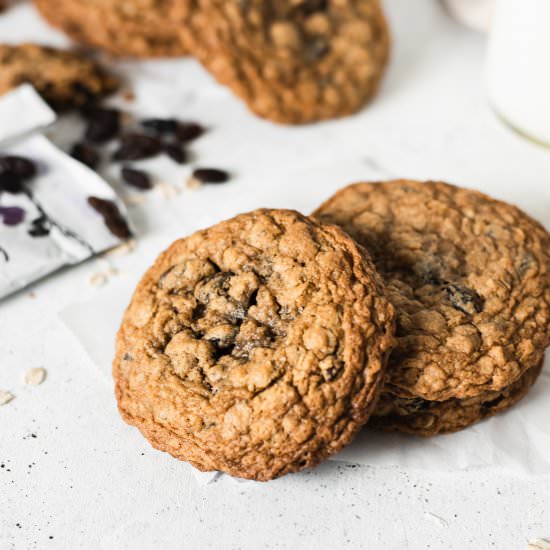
528, 540, 550, 550
125, 194, 146, 206
186, 176, 202, 190
89, 272, 108, 287
23, 367, 46, 386
156, 181, 179, 198
105, 239, 136, 257
0, 390, 14, 406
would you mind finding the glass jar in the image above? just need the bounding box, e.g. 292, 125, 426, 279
486, 0, 550, 146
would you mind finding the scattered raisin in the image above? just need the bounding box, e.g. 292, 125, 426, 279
141, 118, 179, 134
0, 206, 25, 226
0, 156, 36, 179
71, 143, 100, 170
82, 107, 120, 143
0, 171, 25, 194
113, 133, 162, 161
175, 123, 205, 142
163, 142, 187, 164
87, 196, 131, 239
121, 167, 152, 190
192, 168, 230, 184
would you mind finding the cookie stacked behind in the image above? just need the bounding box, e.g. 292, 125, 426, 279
0, 44, 118, 109
33, 0, 188, 58
33, 0, 390, 124
314, 180, 550, 435
113, 209, 396, 480
176, 0, 390, 124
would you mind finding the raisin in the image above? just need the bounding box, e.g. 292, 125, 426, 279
71, 143, 100, 170
0, 171, 25, 194
481, 394, 505, 411
87, 196, 132, 239
295, 0, 327, 16
121, 167, 152, 190
113, 133, 162, 161
175, 122, 205, 142
0, 206, 25, 226
192, 168, 230, 184
163, 142, 187, 164
82, 107, 120, 143
306, 38, 330, 60
445, 283, 484, 315
0, 156, 36, 179
141, 118, 179, 134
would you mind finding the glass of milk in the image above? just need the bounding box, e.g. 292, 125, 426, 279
486, 0, 550, 146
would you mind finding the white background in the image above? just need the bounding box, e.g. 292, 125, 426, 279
1, 1, 550, 549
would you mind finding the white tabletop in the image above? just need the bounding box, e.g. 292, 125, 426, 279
1, 2, 550, 549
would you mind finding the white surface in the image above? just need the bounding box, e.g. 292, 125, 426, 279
487, 0, 550, 145
1, 1, 550, 549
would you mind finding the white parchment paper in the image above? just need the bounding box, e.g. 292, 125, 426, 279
59, 250, 550, 479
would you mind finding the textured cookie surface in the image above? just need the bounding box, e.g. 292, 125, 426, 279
34, 0, 188, 58
114, 209, 395, 480
371, 359, 544, 435
0, 43, 118, 109
314, 180, 550, 404
177, 0, 390, 124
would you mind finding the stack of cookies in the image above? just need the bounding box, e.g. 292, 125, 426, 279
32, 0, 391, 124
113, 180, 550, 480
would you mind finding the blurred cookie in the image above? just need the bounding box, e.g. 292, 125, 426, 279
34, 0, 188, 58
177, 0, 390, 124
113, 209, 395, 480
314, 180, 550, 434
0, 43, 118, 109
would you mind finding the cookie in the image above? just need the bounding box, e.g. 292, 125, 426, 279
176, 0, 390, 124
33, 0, 188, 58
371, 359, 544, 435
113, 209, 395, 480
314, 180, 550, 433
0, 43, 118, 109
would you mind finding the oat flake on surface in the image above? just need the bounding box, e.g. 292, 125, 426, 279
0, 390, 14, 405
23, 367, 46, 385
